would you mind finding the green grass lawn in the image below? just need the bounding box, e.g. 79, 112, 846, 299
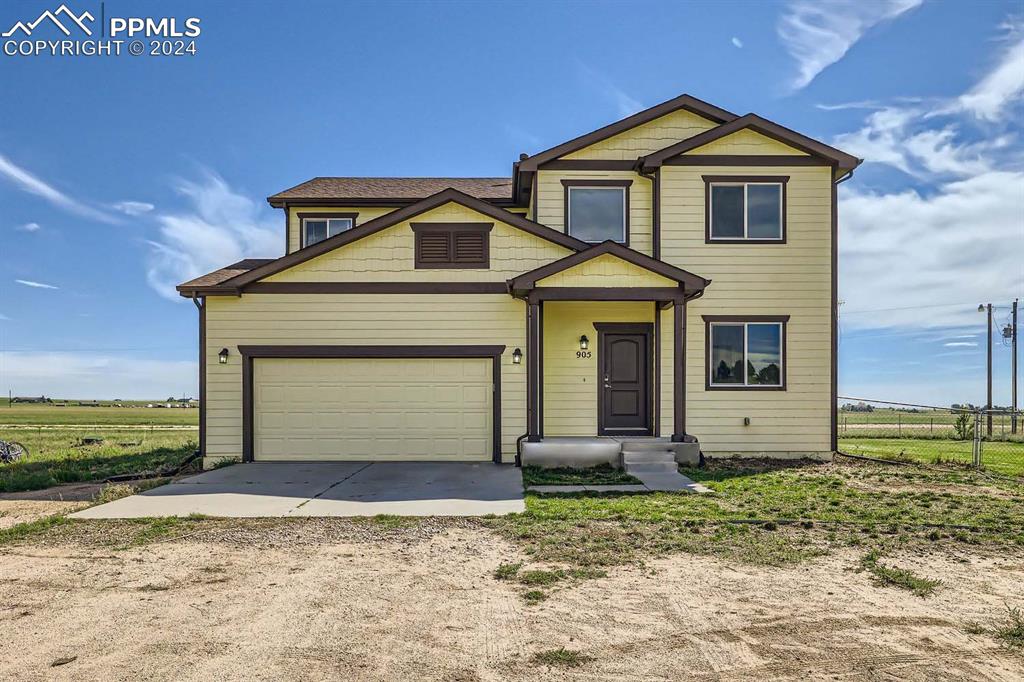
840, 437, 1024, 477
488, 459, 1024, 570
0, 403, 197, 427
0, 428, 198, 492
521, 464, 641, 486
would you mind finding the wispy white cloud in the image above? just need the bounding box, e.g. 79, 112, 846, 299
777, 0, 921, 90
731, 37, 743, 48
0, 352, 197, 400
16, 222, 41, 232
111, 200, 155, 216
840, 171, 1024, 330
0, 153, 120, 224
15, 279, 58, 290
576, 62, 642, 117
146, 170, 280, 301
944, 341, 979, 347
953, 20, 1024, 121
0, 313, 10, 321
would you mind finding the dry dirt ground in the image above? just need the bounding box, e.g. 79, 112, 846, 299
0, 484, 97, 529
1, 522, 1021, 681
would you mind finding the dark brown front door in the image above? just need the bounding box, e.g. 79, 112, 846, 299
597, 323, 652, 436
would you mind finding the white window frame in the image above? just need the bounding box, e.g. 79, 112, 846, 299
708, 182, 784, 241
301, 216, 354, 248
567, 185, 627, 243
708, 321, 784, 388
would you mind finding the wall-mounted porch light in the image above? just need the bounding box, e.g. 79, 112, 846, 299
512, 348, 522, 365
218, 348, 230, 364
579, 335, 589, 351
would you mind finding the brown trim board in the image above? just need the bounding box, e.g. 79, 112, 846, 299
193, 296, 205, 457
703, 175, 789, 244
831, 181, 838, 452
243, 282, 509, 295
701, 315, 789, 392
561, 179, 633, 247
238, 345, 506, 464
527, 287, 687, 304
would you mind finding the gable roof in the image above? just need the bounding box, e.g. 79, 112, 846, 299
267, 177, 514, 207
516, 94, 737, 172
507, 240, 710, 293
182, 188, 589, 295
639, 113, 861, 174
177, 259, 274, 296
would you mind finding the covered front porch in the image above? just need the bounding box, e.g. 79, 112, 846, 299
507, 241, 710, 467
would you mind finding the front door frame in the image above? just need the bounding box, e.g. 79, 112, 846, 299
594, 322, 654, 436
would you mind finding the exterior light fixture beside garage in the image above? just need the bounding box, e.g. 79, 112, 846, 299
219, 348, 230, 364
579, 335, 589, 351
512, 348, 522, 364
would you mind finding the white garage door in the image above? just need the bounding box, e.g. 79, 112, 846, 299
253, 357, 492, 461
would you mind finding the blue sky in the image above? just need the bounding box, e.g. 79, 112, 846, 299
0, 0, 1021, 405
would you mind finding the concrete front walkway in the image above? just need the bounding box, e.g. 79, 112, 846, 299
528, 470, 710, 495
72, 462, 525, 519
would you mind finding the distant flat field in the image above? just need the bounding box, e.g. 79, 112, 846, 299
0, 404, 198, 427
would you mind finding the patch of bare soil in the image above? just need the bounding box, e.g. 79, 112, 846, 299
0, 483, 101, 529
0, 527, 1021, 681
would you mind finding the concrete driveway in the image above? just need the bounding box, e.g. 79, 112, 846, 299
72, 462, 525, 519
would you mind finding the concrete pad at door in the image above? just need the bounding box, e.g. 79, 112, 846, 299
73, 462, 525, 519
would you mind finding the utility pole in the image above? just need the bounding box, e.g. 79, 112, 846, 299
1008, 299, 1018, 434
980, 303, 993, 437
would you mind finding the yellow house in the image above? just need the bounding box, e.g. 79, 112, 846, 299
177, 93, 860, 468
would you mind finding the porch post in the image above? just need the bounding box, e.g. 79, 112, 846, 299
526, 300, 541, 442
671, 295, 687, 442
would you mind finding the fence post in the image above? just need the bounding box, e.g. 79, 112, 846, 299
973, 410, 982, 468
898, 414, 902, 438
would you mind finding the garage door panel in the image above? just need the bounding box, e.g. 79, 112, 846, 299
254, 357, 492, 461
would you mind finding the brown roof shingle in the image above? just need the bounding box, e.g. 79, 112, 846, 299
267, 177, 513, 204
177, 258, 275, 291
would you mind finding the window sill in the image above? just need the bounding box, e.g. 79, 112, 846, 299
705, 238, 786, 244
705, 384, 786, 391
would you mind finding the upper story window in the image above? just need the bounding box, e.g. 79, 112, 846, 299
300, 212, 357, 248
703, 315, 788, 390
703, 176, 788, 243
411, 222, 492, 269
562, 179, 631, 244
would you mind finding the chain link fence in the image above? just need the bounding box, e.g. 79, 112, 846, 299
837, 397, 1023, 477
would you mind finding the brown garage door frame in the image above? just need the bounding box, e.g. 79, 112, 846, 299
238, 345, 506, 463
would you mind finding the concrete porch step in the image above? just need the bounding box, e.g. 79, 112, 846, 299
617, 439, 675, 453
622, 451, 676, 464
623, 461, 679, 475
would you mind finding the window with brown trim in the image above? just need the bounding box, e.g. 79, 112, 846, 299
703, 176, 788, 243
561, 179, 631, 244
411, 223, 492, 269
702, 315, 788, 390
299, 212, 358, 248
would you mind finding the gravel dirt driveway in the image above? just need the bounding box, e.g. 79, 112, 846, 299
1, 521, 1021, 681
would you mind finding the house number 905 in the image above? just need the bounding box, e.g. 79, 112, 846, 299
576, 351, 592, 359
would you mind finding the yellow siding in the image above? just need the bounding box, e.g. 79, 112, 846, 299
287, 206, 395, 254
536, 253, 676, 288
542, 302, 655, 436
535, 170, 653, 256
270, 203, 573, 282
685, 128, 809, 156
205, 294, 526, 464
660, 164, 832, 456
563, 109, 718, 160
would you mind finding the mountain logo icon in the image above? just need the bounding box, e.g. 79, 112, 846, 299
3, 4, 94, 38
